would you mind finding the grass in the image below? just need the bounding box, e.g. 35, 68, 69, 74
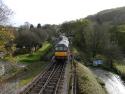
114, 63, 125, 74
3, 42, 52, 64
76, 62, 106, 94
113, 60, 125, 80
72, 47, 79, 55
3, 54, 17, 63
16, 42, 52, 63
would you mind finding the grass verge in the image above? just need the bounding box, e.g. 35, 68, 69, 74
113, 60, 125, 80
16, 42, 52, 63
76, 62, 106, 94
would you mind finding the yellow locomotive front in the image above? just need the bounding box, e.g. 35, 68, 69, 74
55, 45, 69, 60
54, 35, 69, 61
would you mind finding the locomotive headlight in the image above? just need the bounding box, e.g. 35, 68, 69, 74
55, 52, 67, 56
64, 52, 67, 55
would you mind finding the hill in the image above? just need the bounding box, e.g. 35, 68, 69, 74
86, 7, 125, 25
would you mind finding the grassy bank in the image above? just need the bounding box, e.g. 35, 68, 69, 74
76, 62, 106, 94
113, 60, 125, 80
16, 42, 52, 63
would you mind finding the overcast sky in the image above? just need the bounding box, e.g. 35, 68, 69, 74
4, 0, 125, 26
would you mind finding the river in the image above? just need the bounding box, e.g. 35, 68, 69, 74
91, 68, 125, 94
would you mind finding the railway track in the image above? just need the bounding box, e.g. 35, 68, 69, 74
70, 60, 78, 94
19, 62, 66, 94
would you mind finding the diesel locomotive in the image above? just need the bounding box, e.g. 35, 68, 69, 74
54, 35, 69, 61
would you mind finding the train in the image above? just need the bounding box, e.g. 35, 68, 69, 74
54, 35, 70, 61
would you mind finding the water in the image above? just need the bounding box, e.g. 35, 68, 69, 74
91, 68, 125, 94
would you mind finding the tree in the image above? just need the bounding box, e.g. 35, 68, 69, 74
37, 23, 41, 29
41, 24, 57, 41
0, 0, 13, 52
0, 0, 12, 24
83, 23, 112, 58
15, 30, 41, 52
15, 24, 45, 53
72, 19, 90, 48
110, 25, 125, 53
0, 26, 15, 55
83, 22, 123, 68
24, 22, 30, 29
0, 29, 14, 46
30, 24, 34, 32
103, 43, 123, 68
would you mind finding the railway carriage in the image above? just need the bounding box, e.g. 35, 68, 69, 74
54, 35, 69, 61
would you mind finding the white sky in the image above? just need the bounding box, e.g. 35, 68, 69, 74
4, 0, 125, 26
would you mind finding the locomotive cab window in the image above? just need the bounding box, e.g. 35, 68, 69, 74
55, 46, 67, 51
55, 47, 63, 51
63, 47, 67, 51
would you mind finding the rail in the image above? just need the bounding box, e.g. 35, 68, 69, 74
19, 62, 66, 94
71, 61, 77, 94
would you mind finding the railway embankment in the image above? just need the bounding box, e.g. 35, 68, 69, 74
76, 62, 107, 94
112, 60, 125, 81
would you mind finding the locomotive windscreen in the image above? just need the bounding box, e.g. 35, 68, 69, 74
55, 46, 67, 51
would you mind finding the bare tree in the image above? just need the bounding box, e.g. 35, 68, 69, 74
0, 0, 12, 24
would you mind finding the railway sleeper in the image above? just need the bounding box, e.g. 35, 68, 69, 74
45, 87, 55, 91
30, 88, 40, 92
49, 81, 58, 84
40, 74, 50, 78
30, 91, 40, 94
47, 82, 57, 86
30, 86, 42, 92
52, 76, 59, 78
37, 84, 44, 87
50, 79, 58, 82
30, 88, 41, 92
46, 85, 55, 88
40, 79, 48, 82
43, 89, 54, 94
